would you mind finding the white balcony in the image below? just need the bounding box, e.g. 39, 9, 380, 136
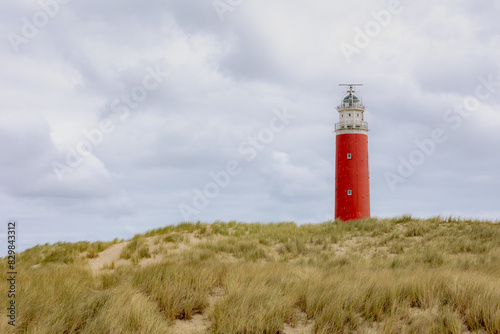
335, 121, 369, 131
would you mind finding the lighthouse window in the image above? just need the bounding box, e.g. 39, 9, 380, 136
347, 190, 352, 196
349, 113, 351, 117
347, 153, 351, 159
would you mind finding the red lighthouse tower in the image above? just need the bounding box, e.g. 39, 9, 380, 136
335, 84, 370, 221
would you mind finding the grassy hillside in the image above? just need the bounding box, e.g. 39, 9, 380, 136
1, 217, 500, 333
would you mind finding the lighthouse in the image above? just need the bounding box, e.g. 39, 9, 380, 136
335, 84, 370, 221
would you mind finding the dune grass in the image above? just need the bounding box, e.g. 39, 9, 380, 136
1, 217, 499, 333
120, 237, 151, 264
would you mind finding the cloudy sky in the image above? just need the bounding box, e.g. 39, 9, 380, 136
1, 0, 499, 252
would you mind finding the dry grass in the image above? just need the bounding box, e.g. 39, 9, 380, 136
1, 217, 499, 333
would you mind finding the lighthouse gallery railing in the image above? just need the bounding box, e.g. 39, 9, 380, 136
335, 121, 369, 131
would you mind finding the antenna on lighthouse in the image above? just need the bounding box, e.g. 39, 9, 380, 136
339, 83, 363, 93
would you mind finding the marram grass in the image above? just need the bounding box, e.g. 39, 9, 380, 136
1, 217, 499, 333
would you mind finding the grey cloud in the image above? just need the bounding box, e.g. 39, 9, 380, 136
1, 0, 499, 254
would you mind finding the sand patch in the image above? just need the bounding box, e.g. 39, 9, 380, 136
170, 287, 225, 334
88, 242, 129, 273
171, 314, 207, 334
283, 309, 313, 334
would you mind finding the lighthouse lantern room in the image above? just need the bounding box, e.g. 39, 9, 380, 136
335, 84, 370, 221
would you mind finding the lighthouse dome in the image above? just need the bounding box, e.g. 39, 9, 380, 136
341, 93, 362, 108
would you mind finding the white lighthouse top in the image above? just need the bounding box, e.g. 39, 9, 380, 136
335, 84, 368, 133
337, 85, 365, 110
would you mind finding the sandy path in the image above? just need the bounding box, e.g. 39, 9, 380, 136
88, 233, 202, 274
88, 242, 129, 273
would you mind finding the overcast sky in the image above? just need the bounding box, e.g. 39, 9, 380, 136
1, 0, 499, 252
